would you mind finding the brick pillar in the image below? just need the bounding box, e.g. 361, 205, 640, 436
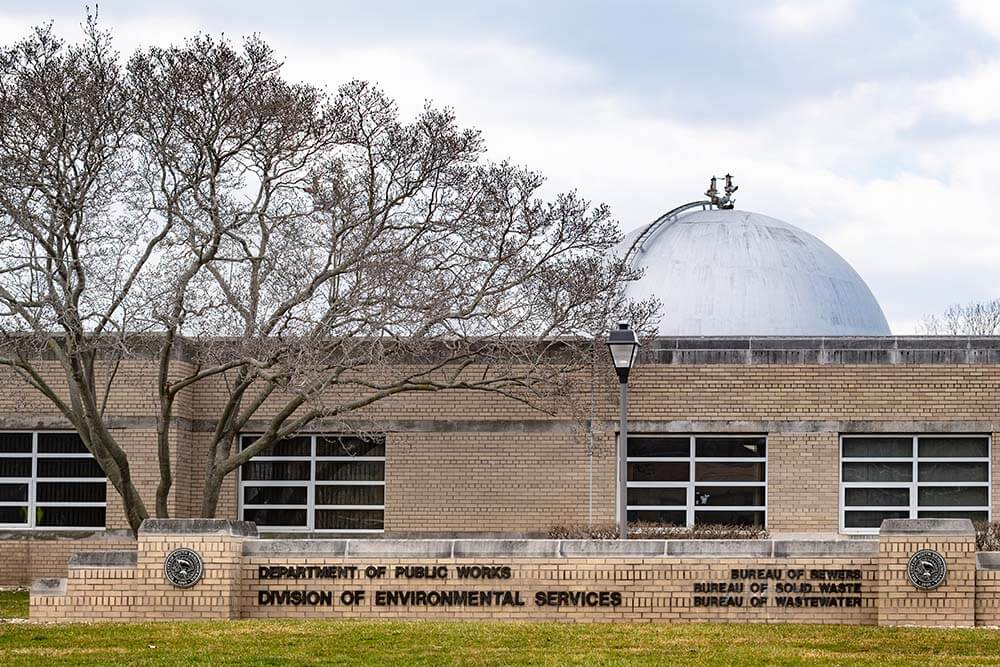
878, 518, 976, 627
136, 519, 257, 620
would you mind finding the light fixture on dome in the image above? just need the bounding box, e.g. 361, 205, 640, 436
705, 174, 737, 209
607, 322, 639, 540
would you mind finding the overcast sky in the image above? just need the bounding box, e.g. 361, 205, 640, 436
4, 1, 1000, 333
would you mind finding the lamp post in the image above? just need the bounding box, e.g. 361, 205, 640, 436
607, 322, 639, 540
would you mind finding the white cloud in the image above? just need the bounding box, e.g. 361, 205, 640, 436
923, 59, 1000, 123
757, 0, 856, 34
955, 0, 1000, 40
3, 6, 1000, 333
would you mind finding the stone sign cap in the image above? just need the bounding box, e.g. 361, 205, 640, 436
139, 518, 258, 537
68, 550, 137, 568
30, 578, 66, 596
880, 518, 975, 536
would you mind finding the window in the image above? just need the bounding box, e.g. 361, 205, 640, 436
0, 432, 107, 529
626, 435, 766, 527
840, 435, 991, 533
238, 434, 385, 533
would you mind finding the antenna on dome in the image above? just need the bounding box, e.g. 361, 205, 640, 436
705, 174, 737, 209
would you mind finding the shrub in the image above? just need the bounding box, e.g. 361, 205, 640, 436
547, 522, 769, 540
975, 521, 1000, 551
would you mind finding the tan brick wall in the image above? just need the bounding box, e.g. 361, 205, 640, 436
4, 352, 1000, 562
766, 432, 840, 533
385, 431, 615, 533
878, 535, 977, 627
0, 535, 135, 586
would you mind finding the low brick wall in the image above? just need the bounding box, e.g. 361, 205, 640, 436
29, 518, 1000, 627
0, 532, 136, 586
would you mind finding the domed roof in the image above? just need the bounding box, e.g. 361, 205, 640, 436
622, 208, 891, 336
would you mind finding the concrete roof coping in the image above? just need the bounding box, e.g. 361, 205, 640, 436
30, 578, 66, 596
139, 519, 258, 537
68, 550, 137, 568
880, 518, 975, 536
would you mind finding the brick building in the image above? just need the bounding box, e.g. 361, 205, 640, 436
1, 204, 996, 585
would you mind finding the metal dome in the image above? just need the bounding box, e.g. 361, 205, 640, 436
622, 207, 891, 336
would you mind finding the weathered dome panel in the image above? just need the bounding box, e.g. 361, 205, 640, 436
623, 208, 891, 336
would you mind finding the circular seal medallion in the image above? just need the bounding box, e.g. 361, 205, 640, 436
906, 549, 947, 590
163, 547, 203, 589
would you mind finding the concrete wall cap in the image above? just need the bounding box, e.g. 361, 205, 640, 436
68, 550, 137, 568
977, 552, 1000, 570
452, 540, 560, 558
30, 578, 66, 596
559, 540, 667, 557
139, 519, 258, 537
772, 540, 879, 557
666, 540, 774, 556
346, 539, 453, 558
243, 540, 348, 556
879, 518, 975, 536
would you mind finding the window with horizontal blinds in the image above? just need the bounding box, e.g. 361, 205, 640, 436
840, 435, 991, 533
0, 432, 106, 530
626, 435, 766, 528
238, 434, 385, 533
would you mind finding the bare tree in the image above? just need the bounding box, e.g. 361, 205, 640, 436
0, 21, 654, 529
917, 299, 1000, 335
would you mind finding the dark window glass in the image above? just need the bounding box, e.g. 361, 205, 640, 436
0, 458, 31, 478
243, 508, 307, 527
0, 506, 27, 524
37, 458, 104, 478
316, 436, 385, 458
694, 510, 765, 527
627, 509, 685, 525
918, 462, 988, 482
243, 486, 308, 506
842, 462, 911, 483
628, 462, 689, 482
696, 437, 765, 458
627, 487, 686, 507
842, 437, 912, 458
36, 506, 105, 528
37, 433, 88, 454
627, 437, 689, 458
918, 437, 989, 458
917, 486, 989, 507
0, 433, 31, 454
315, 485, 384, 506
241, 436, 311, 458
241, 461, 311, 481
844, 487, 909, 507
37, 482, 106, 503
918, 510, 988, 522
694, 486, 765, 507
844, 510, 909, 528
315, 509, 384, 531
695, 462, 765, 482
0, 483, 27, 502
315, 461, 384, 482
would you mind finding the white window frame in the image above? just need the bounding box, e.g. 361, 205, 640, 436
626, 434, 767, 527
237, 433, 385, 534
839, 434, 992, 535
0, 431, 107, 531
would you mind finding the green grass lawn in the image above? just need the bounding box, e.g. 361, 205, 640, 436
0, 590, 28, 619
1, 589, 1000, 666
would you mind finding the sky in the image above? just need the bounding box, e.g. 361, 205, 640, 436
3, 0, 1000, 333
